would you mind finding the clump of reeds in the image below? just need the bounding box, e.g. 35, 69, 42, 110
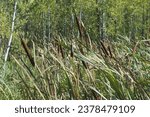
0, 18, 149, 100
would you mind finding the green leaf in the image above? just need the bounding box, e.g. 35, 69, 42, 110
29, 0, 35, 4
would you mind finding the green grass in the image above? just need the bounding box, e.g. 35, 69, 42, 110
0, 36, 150, 100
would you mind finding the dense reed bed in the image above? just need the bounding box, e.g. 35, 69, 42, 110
0, 35, 149, 100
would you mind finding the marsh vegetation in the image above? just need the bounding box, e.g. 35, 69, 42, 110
0, 0, 150, 99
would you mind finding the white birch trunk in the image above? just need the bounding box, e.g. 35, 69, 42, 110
4, 1, 17, 62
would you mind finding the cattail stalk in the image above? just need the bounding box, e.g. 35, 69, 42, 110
21, 38, 35, 67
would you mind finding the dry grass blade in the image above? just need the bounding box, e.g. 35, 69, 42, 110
107, 45, 113, 58
132, 41, 140, 54
12, 55, 45, 99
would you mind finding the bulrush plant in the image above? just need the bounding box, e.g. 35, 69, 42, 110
0, 34, 149, 99
20, 38, 35, 67
0, 25, 150, 100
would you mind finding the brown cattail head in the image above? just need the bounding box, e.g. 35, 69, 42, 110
21, 38, 35, 67
100, 41, 109, 57
70, 43, 74, 58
